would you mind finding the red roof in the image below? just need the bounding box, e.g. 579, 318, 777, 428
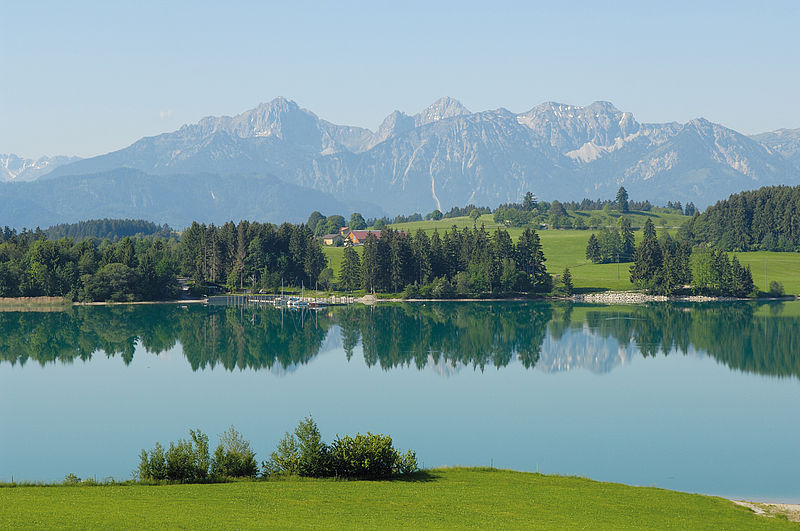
349, 230, 383, 241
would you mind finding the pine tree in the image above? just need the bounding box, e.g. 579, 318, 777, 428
616, 186, 629, 213
339, 246, 362, 292
586, 233, 601, 263
361, 234, 380, 293
522, 191, 536, 211
619, 217, 635, 261
729, 255, 754, 297
517, 228, 550, 292
561, 267, 573, 295
630, 219, 662, 290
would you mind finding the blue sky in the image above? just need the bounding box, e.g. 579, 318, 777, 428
2, 1, 798, 158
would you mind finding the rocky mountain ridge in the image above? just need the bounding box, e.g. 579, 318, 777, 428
1, 154, 80, 182
5, 98, 800, 227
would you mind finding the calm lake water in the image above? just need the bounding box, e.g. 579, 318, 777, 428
1, 301, 799, 502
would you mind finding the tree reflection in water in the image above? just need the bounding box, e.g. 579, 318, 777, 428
0, 301, 797, 379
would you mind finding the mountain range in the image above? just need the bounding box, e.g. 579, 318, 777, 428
3, 98, 800, 228
1, 153, 80, 182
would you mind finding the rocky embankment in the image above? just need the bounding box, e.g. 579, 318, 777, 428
571, 291, 738, 304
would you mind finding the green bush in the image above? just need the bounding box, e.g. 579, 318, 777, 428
263, 416, 328, 477
263, 431, 300, 476
295, 417, 329, 477
264, 418, 418, 479
138, 430, 210, 483
211, 426, 258, 479
769, 280, 785, 297
138, 442, 167, 480
327, 433, 417, 479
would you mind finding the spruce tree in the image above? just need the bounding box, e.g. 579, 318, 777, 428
339, 246, 362, 292
630, 218, 662, 290
586, 234, 601, 263
616, 186, 629, 213
619, 217, 635, 261
561, 267, 573, 295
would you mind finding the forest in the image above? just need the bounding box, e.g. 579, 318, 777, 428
1, 185, 793, 302
0, 230, 178, 301
338, 226, 551, 297
685, 185, 800, 251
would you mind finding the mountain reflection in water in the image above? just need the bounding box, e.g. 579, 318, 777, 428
1, 301, 797, 379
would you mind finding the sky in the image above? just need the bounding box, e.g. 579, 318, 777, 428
2, 0, 799, 159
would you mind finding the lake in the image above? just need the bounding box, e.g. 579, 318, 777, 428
1, 301, 798, 502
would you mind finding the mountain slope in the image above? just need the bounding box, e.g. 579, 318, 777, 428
39, 98, 800, 217
751, 128, 800, 168
1, 169, 382, 229
1, 154, 80, 182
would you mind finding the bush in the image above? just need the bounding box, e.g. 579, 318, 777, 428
264, 416, 329, 477
295, 416, 329, 477
769, 280, 785, 297
395, 450, 419, 475
138, 430, 210, 483
63, 473, 81, 485
263, 430, 300, 476
328, 433, 397, 479
211, 426, 258, 479
138, 442, 167, 480
264, 417, 418, 479
401, 283, 421, 299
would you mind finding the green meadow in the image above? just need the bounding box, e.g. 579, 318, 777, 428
0, 468, 790, 530
321, 213, 800, 295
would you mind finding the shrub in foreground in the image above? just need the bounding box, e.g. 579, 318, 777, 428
138, 429, 209, 483
211, 426, 258, 479
139, 428, 256, 482
264, 416, 417, 479
328, 433, 416, 479
138, 419, 417, 483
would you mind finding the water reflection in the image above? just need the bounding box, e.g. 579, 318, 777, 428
1, 301, 798, 379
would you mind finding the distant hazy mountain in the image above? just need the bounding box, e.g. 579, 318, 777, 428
1, 153, 80, 182
0, 168, 378, 229
750, 128, 800, 168
22, 97, 800, 225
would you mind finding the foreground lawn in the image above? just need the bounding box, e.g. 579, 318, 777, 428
0, 468, 791, 529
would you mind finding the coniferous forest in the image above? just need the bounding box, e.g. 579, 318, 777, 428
340, 226, 551, 297
10, 184, 800, 302
685, 185, 800, 251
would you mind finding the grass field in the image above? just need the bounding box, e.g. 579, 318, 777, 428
391, 210, 689, 234
735, 251, 800, 295
322, 214, 800, 295
0, 468, 790, 529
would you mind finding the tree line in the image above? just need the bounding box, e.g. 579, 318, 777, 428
43, 218, 174, 241
180, 221, 327, 291
0, 229, 178, 301
629, 219, 754, 296
338, 225, 551, 297
685, 185, 800, 251
585, 218, 636, 263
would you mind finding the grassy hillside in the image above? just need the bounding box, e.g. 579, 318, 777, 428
391, 210, 688, 234
0, 468, 789, 530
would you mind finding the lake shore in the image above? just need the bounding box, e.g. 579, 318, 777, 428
0, 292, 795, 309
356, 292, 797, 305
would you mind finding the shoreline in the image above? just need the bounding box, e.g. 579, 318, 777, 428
0, 292, 796, 309
356, 292, 797, 305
